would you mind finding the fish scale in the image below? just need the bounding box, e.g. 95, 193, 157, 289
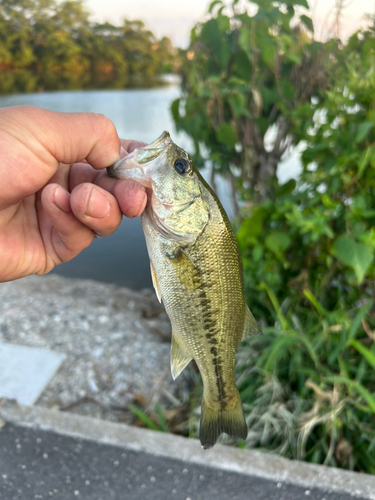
107, 131, 262, 448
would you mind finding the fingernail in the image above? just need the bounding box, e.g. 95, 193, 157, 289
86, 188, 110, 218
53, 186, 71, 213
120, 146, 128, 158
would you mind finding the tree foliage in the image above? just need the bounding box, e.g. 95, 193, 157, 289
172, 0, 332, 209
239, 22, 375, 321
233, 23, 375, 472
0, 0, 175, 93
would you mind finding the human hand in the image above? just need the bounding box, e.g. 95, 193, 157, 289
0, 105, 147, 282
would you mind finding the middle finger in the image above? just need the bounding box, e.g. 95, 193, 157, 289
70, 183, 123, 238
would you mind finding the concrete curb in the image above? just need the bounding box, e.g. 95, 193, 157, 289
1, 400, 374, 500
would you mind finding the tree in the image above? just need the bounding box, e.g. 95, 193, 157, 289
0, 0, 176, 93
121, 19, 163, 78
0, 0, 36, 67
172, 0, 332, 211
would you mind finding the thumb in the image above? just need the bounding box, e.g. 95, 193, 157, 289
0, 106, 121, 207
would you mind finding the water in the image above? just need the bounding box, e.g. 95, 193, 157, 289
0, 86, 188, 147
0, 85, 300, 290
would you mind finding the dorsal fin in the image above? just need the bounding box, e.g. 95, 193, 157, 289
170, 334, 192, 380
241, 305, 262, 342
149, 260, 162, 303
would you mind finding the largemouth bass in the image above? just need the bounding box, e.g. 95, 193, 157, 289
108, 132, 261, 448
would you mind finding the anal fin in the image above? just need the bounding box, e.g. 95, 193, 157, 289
241, 305, 262, 341
150, 260, 162, 303
171, 334, 192, 380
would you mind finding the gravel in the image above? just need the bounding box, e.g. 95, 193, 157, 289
0, 274, 186, 423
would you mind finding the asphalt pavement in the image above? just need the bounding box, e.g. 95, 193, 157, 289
0, 402, 373, 500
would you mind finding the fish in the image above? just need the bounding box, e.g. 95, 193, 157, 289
107, 131, 262, 449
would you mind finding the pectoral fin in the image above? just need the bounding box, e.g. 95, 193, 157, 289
241, 305, 262, 342
150, 260, 162, 303
170, 334, 192, 380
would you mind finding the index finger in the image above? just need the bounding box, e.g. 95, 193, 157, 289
121, 139, 147, 153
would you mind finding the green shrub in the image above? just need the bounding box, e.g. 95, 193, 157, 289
234, 24, 375, 473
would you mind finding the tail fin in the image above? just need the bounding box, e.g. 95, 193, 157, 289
199, 393, 247, 449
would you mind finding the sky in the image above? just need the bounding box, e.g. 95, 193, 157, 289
84, 0, 374, 46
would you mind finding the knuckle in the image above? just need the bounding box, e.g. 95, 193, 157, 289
94, 113, 116, 137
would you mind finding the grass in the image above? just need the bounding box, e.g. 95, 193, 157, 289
128, 289, 375, 474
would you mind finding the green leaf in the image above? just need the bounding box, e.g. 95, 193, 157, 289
228, 93, 250, 118
261, 43, 276, 68
238, 27, 252, 59
262, 334, 297, 371
155, 403, 168, 432
208, 0, 222, 12
353, 383, 375, 413
287, 51, 302, 65
216, 123, 237, 147
201, 18, 229, 67
237, 217, 262, 239
349, 339, 375, 370
201, 18, 221, 47
300, 15, 314, 33
277, 179, 296, 196
279, 80, 295, 101
232, 50, 252, 79
265, 232, 291, 260
355, 122, 373, 143
367, 109, 375, 123
298, 333, 320, 367
129, 405, 160, 431
236, 207, 265, 247
358, 147, 371, 178
347, 300, 373, 340
284, 0, 308, 7
216, 10, 230, 31
259, 282, 289, 330
171, 98, 180, 122
332, 234, 373, 283
252, 245, 264, 262
303, 289, 326, 316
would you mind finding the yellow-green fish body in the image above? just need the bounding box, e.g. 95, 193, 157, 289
108, 132, 261, 448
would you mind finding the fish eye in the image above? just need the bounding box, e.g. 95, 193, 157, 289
174, 158, 190, 175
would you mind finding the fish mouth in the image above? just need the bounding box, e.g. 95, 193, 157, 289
107, 131, 172, 186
